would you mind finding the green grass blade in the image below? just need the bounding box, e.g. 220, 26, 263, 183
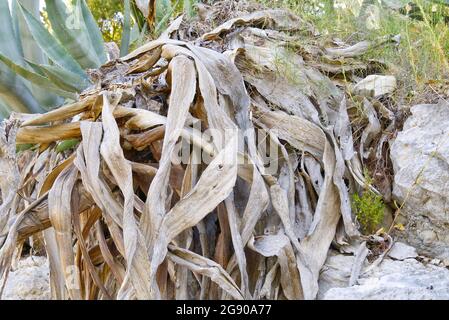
183, 0, 196, 18
154, 0, 173, 33
155, 0, 179, 34
16, 143, 37, 153
131, 0, 146, 31
120, 0, 132, 57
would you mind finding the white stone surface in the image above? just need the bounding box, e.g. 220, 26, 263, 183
353, 75, 397, 97
388, 242, 418, 260
390, 101, 449, 259
319, 251, 449, 300
2, 256, 50, 300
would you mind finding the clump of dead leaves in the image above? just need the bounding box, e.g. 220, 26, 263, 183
0, 1, 401, 300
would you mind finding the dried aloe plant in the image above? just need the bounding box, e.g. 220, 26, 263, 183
0, 4, 399, 300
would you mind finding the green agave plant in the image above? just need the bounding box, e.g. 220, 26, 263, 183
0, 0, 133, 119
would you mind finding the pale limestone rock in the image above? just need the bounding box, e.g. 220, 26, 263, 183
353, 75, 397, 97
2, 256, 50, 300
388, 242, 418, 260
319, 251, 449, 300
390, 101, 449, 259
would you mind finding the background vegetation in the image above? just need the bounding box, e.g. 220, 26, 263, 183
2, 0, 449, 118
259, 0, 449, 102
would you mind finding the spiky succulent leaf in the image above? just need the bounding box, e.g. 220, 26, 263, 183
0, 101, 11, 120
10, 0, 24, 58
19, 3, 86, 77
0, 1, 23, 62
0, 53, 77, 99
78, 0, 107, 63
37, 64, 89, 93
13, 0, 62, 109
0, 1, 43, 113
0, 77, 43, 113
44, 0, 104, 69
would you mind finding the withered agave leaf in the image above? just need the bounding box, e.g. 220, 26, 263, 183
167, 244, 243, 300
160, 15, 184, 40
248, 233, 290, 257
240, 167, 269, 246
151, 134, 239, 294
328, 130, 359, 238
258, 262, 279, 299
298, 141, 341, 300
224, 196, 251, 299
95, 220, 125, 285
120, 37, 185, 62
48, 164, 80, 300
325, 35, 399, 58
126, 46, 162, 74
236, 45, 321, 124
360, 98, 381, 160
140, 54, 197, 298
100, 93, 153, 300
221, 166, 269, 291
43, 228, 65, 300
16, 122, 81, 145
185, 45, 251, 130
21, 96, 97, 127
278, 240, 303, 300
74, 123, 128, 298
270, 184, 302, 254
115, 106, 168, 130
334, 97, 355, 161
254, 105, 326, 159
349, 241, 369, 287
202, 9, 312, 41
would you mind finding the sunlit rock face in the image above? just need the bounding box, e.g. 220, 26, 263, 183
390, 101, 449, 259
2, 256, 50, 300
319, 250, 449, 300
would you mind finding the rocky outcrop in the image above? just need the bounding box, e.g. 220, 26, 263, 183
390, 101, 449, 259
2, 256, 50, 300
3, 250, 449, 300
353, 75, 397, 97
388, 241, 418, 260
319, 249, 449, 300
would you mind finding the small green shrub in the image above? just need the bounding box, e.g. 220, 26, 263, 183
352, 189, 385, 234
